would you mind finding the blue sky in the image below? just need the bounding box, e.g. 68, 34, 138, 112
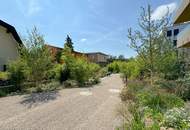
0, 0, 180, 58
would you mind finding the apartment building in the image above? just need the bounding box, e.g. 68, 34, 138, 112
85, 52, 110, 65
167, 22, 190, 64
173, 0, 190, 48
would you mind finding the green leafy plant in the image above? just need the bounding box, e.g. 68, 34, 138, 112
8, 59, 29, 90
162, 108, 190, 129
0, 72, 9, 81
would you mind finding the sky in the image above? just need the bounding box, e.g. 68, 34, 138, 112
0, 0, 180, 58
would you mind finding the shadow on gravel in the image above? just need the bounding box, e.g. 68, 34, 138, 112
20, 91, 60, 108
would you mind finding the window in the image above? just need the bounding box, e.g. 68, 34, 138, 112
173, 40, 177, 46
167, 30, 172, 37
174, 29, 179, 36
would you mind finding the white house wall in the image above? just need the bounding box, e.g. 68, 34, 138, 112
0, 26, 19, 71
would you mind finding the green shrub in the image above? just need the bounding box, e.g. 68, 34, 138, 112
8, 59, 29, 90
121, 59, 140, 80
0, 72, 9, 81
162, 108, 190, 129
98, 67, 108, 77
175, 73, 190, 101
107, 61, 123, 73
62, 48, 101, 87
0, 90, 7, 97
155, 80, 177, 93
64, 80, 78, 88
60, 65, 70, 83
137, 91, 184, 112
157, 73, 190, 101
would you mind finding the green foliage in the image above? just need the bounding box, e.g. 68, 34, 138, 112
107, 59, 141, 81
156, 51, 184, 80
162, 108, 190, 129
121, 59, 141, 80
137, 92, 184, 112
0, 90, 7, 97
120, 81, 185, 129
64, 80, 78, 88
61, 46, 101, 86
157, 73, 190, 101
64, 35, 74, 51
175, 73, 190, 100
70, 58, 91, 86
107, 61, 122, 73
55, 50, 63, 63
98, 67, 108, 78
0, 72, 9, 81
9, 27, 53, 88
8, 59, 29, 90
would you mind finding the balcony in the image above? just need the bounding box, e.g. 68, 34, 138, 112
177, 24, 190, 47
173, 0, 190, 24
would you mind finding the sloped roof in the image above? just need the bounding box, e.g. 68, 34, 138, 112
0, 19, 22, 45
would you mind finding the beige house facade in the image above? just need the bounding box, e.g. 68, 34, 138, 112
0, 20, 22, 71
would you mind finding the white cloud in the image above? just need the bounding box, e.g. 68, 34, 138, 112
16, 0, 42, 16
152, 2, 177, 20
80, 38, 87, 42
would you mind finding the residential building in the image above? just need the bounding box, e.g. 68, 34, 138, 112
0, 20, 22, 71
167, 22, 190, 46
45, 44, 63, 62
46, 44, 109, 65
85, 52, 110, 65
166, 23, 190, 64
173, 0, 190, 48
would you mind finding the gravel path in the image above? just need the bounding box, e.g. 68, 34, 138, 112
0, 74, 123, 130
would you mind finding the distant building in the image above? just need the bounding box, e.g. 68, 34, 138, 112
45, 44, 62, 62
46, 44, 109, 65
85, 52, 110, 65
45, 44, 85, 63
173, 0, 190, 48
0, 20, 22, 71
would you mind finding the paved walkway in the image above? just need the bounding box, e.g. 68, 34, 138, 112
0, 74, 123, 130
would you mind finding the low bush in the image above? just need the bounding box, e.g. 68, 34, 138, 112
162, 108, 190, 129
119, 81, 186, 129
107, 61, 124, 73
0, 72, 9, 81
0, 90, 7, 97
137, 92, 184, 113
64, 80, 78, 88
175, 73, 190, 101
26, 81, 61, 93
8, 59, 29, 90
98, 67, 108, 77
62, 48, 101, 87
156, 73, 190, 101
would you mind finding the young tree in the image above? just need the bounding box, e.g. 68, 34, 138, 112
64, 35, 74, 51
19, 27, 53, 86
127, 5, 171, 84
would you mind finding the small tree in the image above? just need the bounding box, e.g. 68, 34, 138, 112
64, 35, 74, 52
127, 5, 171, 84
19, 27, 53, 86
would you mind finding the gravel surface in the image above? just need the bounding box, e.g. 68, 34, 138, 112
0, 74, 123, 130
